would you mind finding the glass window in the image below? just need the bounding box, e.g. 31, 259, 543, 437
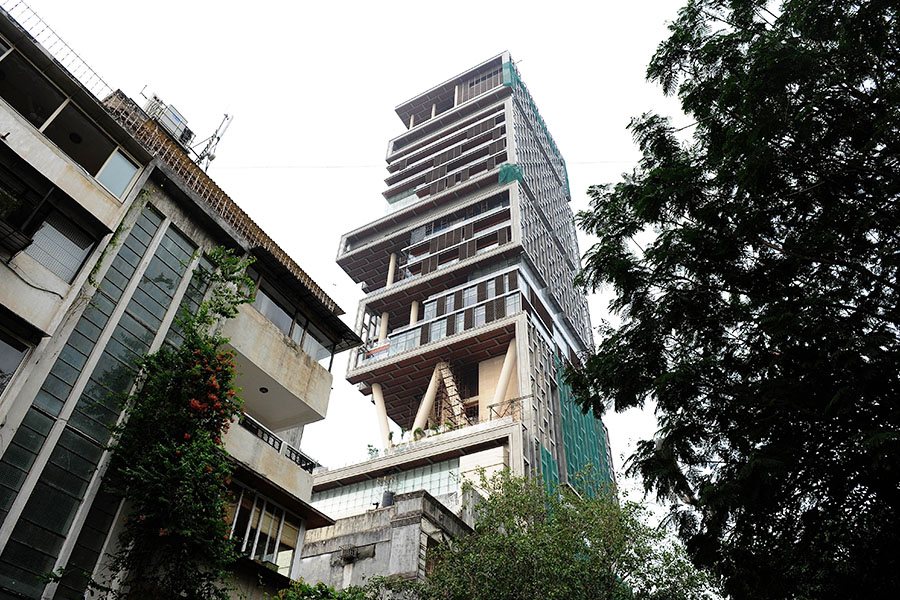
0, 50, 65, 128
455, 312, 464, 333
276, 513, 301, 575
302, 324, 333, 368
253, 287, 293, 335
96, 149, 139, 198
228, 484, 301, 576
506, 293, 521, 315
445, 294, 454, 313
25, 210, 94, 282
430, 319, 446, 342
423, 301, 436, 321
290, 316, 307, 346
0, 38, 9, 56
1, 330, 28, 397
486, 279, 496, 298
474, 305, 486, 327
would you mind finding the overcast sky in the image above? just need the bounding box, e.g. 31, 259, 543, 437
18, 0, 688, 488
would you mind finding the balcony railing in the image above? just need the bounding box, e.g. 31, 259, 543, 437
238, 414, 320, 474
357, 292, 522, 366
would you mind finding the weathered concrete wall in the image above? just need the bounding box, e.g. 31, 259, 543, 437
223, 423, 313, 502
224, 304, 332, 430
297, 491, 471, 590
460, 445, 508, 492
0, 257, 66, 335
0, 103, 128, 230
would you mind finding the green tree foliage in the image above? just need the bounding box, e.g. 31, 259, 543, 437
368, 472, 714, 600
97, 248, 255, 599
567, 1, 899, 598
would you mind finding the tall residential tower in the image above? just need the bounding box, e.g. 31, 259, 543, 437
309, 54, 613, 537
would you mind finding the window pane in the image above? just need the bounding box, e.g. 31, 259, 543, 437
0, 50, 65, 128
276, 513, 300, 575
253, 288, 292, 335
302, 325, 333, 368
423, 301, 436, 321
0, 331, 27, 397
96, 150, 138, 198
24, 210, 94, 282
474, 305, 486, 327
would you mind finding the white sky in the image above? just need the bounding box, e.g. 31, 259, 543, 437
20, 0, 687, 489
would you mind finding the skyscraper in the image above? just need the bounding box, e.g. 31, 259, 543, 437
310, 53, 613, 533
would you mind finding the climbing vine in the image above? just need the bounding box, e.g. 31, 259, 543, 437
96, 247, 255, 599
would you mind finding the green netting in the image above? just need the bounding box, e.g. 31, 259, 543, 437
555, 354, 613, 497
498, 163, 524, 185
540, 444, 560, 496
501, 61, 571, 198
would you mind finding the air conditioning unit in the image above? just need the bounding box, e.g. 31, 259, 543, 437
143, 94, 196, 147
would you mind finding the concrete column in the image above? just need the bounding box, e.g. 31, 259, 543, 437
409, 300, 419, 326
491, 340, 518, 407
378, 311, 389, 343
409, 114, 415, 128
431, 103, 437, 118
413, 365, 441, 432
371, 383, 391, 450
386, 252, 397, 288
454, 84, 459, 106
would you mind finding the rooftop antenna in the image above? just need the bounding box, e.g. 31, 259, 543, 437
193, 113, 233, 171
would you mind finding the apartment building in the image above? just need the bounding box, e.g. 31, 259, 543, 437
296, 55, 614, 583
0, 4, 359, 598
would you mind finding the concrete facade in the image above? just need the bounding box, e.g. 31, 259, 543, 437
0, 5, 359, 598
298, 491, 471, 589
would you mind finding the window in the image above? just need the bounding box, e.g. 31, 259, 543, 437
0, 330, 28, 397
445, 293, 454, 313
97, 150, 139, 198
455, 312, 464, 333
423, 301, 437, 321
430, 319, 446, 342
25, 210, 95, 282
473, 304, 486, 327
302, 324, 333, 369
474, 305, 486, 327
486, 279, 496, 298
462, 287, 476, 308
253, 287, 293, 336
0, 48, 140, 199
228, 483, 302, 577
0, 49, 65, 128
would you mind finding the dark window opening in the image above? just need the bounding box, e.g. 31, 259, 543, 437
1, 328, 29, 397
0, 50, 65, 128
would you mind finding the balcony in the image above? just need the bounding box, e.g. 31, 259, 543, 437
222, 303, 332, 431
224, 414, 320, 503
357, 291, 522, 367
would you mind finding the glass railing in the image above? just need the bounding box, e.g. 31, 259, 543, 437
357, 292, 522, 365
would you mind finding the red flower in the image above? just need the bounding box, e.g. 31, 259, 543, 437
184, 433, 191, 440
159, 528, 168, 536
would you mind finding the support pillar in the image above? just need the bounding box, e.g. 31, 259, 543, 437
413, 365, 441, 432
371, 383, 391, 450
378, 312, 389, 343
386, 252, 397, 288
454, 84, 459, 107
491, 340, 518, 407
409, 301, 419, 326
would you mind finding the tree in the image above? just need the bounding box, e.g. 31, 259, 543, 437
566, 1, 900, 598
370, 472, 715, 600
92, 248, 255, 599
